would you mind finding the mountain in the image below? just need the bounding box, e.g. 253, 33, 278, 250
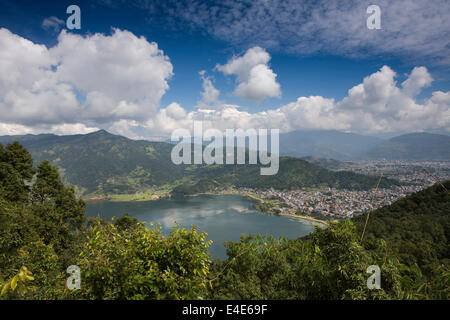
0, 130, 186, 194
279, 130, 383, 160
173, 156, 398, 197
300, 156, 353, 170
353, 180, 450, 276
0, 130, 398, 196
362, 132, 450, 160
168, 130, 449, 161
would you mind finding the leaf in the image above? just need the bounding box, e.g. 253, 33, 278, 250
11, 276, 18, 290
1, 280, 11, 296
314, 245, 320, 254
18, 271, 26, 281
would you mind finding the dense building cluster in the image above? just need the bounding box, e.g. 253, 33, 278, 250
234, 161, 449, 219
343, 160, 450, 186
252, 185, 423, 218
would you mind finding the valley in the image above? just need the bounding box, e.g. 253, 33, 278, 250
2, 130, 447, 223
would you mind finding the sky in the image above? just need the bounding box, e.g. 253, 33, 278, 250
0, 0, 449, 139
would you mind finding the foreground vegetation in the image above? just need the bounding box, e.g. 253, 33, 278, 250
0, 142, 448, 300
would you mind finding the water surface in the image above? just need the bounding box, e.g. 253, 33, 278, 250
85, 195, 316, 259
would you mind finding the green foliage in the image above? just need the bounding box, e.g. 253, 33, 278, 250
217, 157, 398, 190
209, 221, 404, 300
0, 142, 86, 299
114, 213, 139, 231
28, 160, 86, 267
0, 131, 187, 194
0, 162, 28, 202
0, 142, 34, 202
3, 141, 35, 181
171, 179, 222, 198
354, 181, 450, 277
75, 221, 212, 300
0, 266, 35, 298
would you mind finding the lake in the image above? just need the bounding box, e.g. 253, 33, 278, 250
85, 194, 317, 259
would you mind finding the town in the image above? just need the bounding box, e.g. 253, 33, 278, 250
213, 160, 450, 220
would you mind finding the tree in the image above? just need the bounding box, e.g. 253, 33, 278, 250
4, 142, 34, 181
209, 221, 405, 300
29, 160, 86, 266
75, 221, 212, 300
0, 149, 86, 299
114, 213, 139, 231
0, 162, 28, 202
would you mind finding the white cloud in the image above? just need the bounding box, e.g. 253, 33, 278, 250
0, 28, 173, 126
147, 0, 450, 65
41, 16, 65, 33
111, 65, 449, 138
401, 66, 433, 97
197, 70, 221, 108
216, 46, 281, 101
0, 122, 98, 136
0, 27, 448, 139
333, 66, 446, 133
165, 102, 187, 120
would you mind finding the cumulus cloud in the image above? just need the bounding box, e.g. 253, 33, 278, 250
107, 65, 449, 138
0, 28, 448, 140
41, 16, 65, 33
197, 70, 221, 109
401, 67, 433, 97
0, 27, 173, 127
0, 122, 99, 136
216, 46, 281, 101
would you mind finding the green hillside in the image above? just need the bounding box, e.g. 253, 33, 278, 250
0, 130, 188, 195
0, 130, 398, 197
197, 157, 397, 190
354, 181, 450, 276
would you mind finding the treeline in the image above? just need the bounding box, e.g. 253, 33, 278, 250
0, 142, 447, 300
171, 179, 222, 198
197, 157, 399, 191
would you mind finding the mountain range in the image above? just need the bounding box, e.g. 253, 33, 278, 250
279, 130, 383, 160
279, 131, 450, 161
0, 130, 400, 196
362, 132, 450, 160
164, 130, 450, 161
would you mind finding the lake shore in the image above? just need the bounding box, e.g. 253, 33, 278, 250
277, 212, 328, 226
84, 194, 169, 202
237, 192, 328, 226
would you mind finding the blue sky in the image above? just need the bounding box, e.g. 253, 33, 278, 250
0, 0, 449, 138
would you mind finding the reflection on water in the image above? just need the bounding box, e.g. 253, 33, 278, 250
85, 195, 316, 259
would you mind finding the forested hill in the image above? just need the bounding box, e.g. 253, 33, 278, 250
0, 130, 186, 194
354, 181, 450, 276
0, 130, 398, 195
